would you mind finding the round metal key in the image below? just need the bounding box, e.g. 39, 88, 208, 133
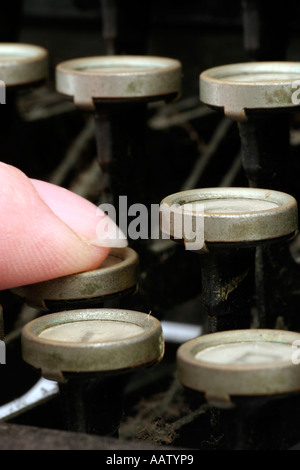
56, 55, 182, 109
160, 187, 298, 249
0, 43, 48, 87
12, 247, 139, 309
177, 328, 300, 407
200, 61, 300, 120
22, 308, 164, 381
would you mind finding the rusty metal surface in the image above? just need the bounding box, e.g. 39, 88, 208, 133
199, 245, 255, 332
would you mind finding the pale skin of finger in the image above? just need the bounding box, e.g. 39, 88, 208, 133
30, 179, 128, 247
0, 162, 117, 290
30, 179, 105, 241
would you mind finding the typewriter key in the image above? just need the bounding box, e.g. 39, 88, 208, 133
200, 62, 300, 120
0, 43, 48, 88
12, 247, 139, 310
177, 329, 300, 449
21, 308, 164, 436
199, 61, 300, 190
55, 55, 182, 109
55, 55, 182, 209
160, 187, 298, 332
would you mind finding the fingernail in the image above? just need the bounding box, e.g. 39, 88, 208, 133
86, 236, 128, 248
85, 216, 128, 248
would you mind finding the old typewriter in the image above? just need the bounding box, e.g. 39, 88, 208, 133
1, 0, 300, 452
